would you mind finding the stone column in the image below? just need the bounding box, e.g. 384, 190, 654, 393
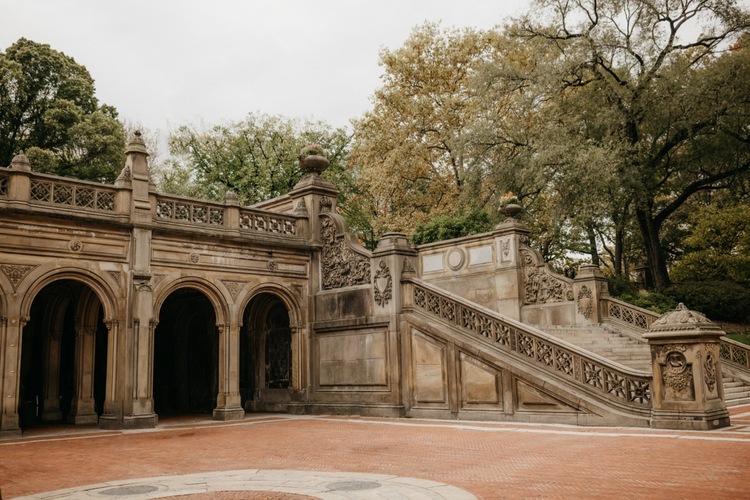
573, 264, 609, 325
0, 316, 25, 436
213, 323, 244, 420
68, 327, 97, 424
41, 329, 63, 421
492, 216, 530, 320
643, 303, 730, 430
99, 319, 124, 428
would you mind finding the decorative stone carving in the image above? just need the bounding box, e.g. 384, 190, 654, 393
520, 248, 574, 304
68, 239, 83, 252
447, 249, 465, 271
0, 264, 38, 292
500, 237, 512, 263
134, 280, 152, 292
268, 259, 278, 272
663, 351, 694, 401
116, 165, 131, 182
319, 196, 332, 213
320, 216, 370, 289
577, 285, 593, 319
189, 252, 200, 264
704, 352, 717, 393
222, 281, 245, 301
374, 260, 392, 307
106, 270, 121, 286
650, 303, 719, 331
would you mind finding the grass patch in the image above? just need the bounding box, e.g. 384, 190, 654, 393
726, 332, 750, 346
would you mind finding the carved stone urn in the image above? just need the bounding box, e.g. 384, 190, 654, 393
501, 203, 522, 218
298, 144, 329, 175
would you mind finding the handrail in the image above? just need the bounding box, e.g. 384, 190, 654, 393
239, 207, 297, 236
154, 193, 226, 226
601, 296, 658, 330
720, 336, 750, 372
404, 278, 652, 410
28, 175, 117, 212
602, 296, 750, 378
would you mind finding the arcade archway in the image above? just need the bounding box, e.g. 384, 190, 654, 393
241, 293, 292, 411
19, 280, 108, 428
153, 288, 218, 416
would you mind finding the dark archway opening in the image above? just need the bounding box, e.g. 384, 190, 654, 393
153, 288, 218, 416
19, 280, 108, 429
240, 293, 292, 412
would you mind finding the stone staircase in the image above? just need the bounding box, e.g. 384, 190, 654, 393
540, 325, 750, 408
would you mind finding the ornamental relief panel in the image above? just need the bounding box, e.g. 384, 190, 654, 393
0, 264, 38, 292
663, 351, 695, 401
374, 260, 392, 307
320, 216, 370, 290
520, 248, 574, 304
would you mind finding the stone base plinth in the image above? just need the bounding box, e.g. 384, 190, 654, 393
213, 407, 245, 421
651, 407, 730, 431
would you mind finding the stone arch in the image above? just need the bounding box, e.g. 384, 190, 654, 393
153, 277, 229, 327
19, 268, 118, 323
240, 284, 301, 412
17, 270, 114, 428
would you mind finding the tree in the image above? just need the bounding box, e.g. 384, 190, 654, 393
0, 38, 125, 182
511, 0, 750, 289
350, 23, 520, 237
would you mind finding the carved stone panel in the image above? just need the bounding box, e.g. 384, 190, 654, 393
520, 248, 574, 304
373, 260, 392, 307
577, 285, 593, 319
0, 264, 38, 292
662, 351, 695, 401
320, 216, 370, 289
459, 353, 502, 409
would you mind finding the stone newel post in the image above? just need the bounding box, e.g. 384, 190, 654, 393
573, 264, 609, 324
643, 303, 730, 430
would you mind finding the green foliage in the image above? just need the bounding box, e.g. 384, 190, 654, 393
727, 332, 750, 346
672, 203, 750, 282
665, 281, 750, 323
164, 113, 352, 205
410, 210, 494, 245
0, 38, 125, 182
614, 290, 677, 315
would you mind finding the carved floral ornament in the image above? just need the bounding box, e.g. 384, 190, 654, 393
374, 260, 392, 307
519, 248, 574, 305
0, 264, 38, 292
577, 285, 593, 319
704, 352, 717, 392
222, 280, 245, 301
320, 216, 370, 290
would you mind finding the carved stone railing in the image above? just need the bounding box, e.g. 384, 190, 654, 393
155, 194, 225, 225
240, 208, 296, 236
29, 176, 116, 212
406, 279, 652, 410
719, 337, 750, 372
603, 296, 750, 379
601, 297, 658, 331
0, 171, 8, 197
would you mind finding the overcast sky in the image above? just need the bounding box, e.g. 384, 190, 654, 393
1, 0, 530, 140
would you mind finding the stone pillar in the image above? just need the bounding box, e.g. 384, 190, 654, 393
99, 319, 124, 428
643, 303, 730, 430
0, 316, 24, 436
41, 329, 63, 421
492, 216, 530, 320
68, 327, 97, 424
372, 233, 418, 317
214, 323, 244, 420
573, 264, 609, 324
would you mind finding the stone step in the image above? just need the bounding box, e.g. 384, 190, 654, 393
727, 396, 750, 407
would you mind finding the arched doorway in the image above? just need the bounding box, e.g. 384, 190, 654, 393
153, 288, 218, 416
241, 293, 292, 412
19, 280, 108, 429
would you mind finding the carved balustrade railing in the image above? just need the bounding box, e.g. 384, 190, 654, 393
28, 175, 116, 212
602, 296, 750, 376
406, 279, 652, 410
720, 338, 750, 372
239, 209, 296, 236
155, 194, 225, 226
0, 171, 8, 197
601, 297, 657, 331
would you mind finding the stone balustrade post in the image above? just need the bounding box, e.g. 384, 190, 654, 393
492, 216, 530, 320
573, 264, 609, 324
7, 153, 32, 202
372, 233, 418, 317
223, 190, 240, 229
643, 303, 730, 430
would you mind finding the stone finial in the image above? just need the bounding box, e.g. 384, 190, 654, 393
649, 303, 721, 333
10, 152, 31, 171
126, 130, 149, 155
224, 190, 239, 205
298, 144, 329, 175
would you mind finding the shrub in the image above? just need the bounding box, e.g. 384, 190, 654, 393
665, 281, 750, 323
411, 210, 494, 245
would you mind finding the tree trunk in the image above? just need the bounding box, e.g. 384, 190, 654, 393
635, 208, 671, 291
587, 225, 600, 266
614, 226, 624, 276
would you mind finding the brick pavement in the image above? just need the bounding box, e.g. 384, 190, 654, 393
2, 405, 750, 499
